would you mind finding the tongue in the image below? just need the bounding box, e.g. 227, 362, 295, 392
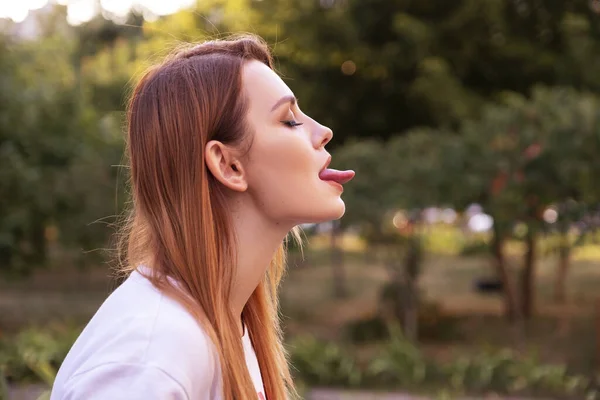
319, 168, 355, 184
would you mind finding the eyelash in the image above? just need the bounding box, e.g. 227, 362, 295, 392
281, 120, 304, 128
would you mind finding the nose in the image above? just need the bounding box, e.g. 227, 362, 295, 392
314, 124, 333, 149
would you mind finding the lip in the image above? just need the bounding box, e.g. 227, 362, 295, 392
320, 155, 332, 174
325, 180, 343, 192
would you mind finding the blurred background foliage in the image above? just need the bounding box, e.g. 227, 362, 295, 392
3, 0, 600, 399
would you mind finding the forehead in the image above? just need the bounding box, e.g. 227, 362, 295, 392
242, 60, 293, 111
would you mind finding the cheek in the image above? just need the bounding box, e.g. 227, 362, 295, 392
246, 134, 318, 204
251, 134, 314, 180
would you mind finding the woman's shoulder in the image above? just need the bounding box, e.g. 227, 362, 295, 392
52, 269, 221, 399
94, 268, 215, 350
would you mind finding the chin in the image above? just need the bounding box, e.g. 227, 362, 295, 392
331, 202, 347, 220
307, 199, 347, 224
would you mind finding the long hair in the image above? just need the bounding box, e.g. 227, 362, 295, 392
118, 34, 298, 400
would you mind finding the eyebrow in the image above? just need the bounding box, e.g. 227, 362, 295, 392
270, 95, 297, 112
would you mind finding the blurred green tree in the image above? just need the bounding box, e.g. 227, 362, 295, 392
0, 29, 124, 276
439, 86, 600, 319
249, 0, 600, 146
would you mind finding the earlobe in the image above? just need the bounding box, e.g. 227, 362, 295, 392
205, 140, 248, 192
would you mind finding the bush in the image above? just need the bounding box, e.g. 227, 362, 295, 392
343, 316, 389, 344
370, 292, 461, 342
343, 306, 460, 343
437, 350, 595, 398
288, 330, 599, 399
365, 327, 427, 388
287, 335, 363, 388
0, 323, 81, 386
460, 240, 491, 256
416, 302, 461, 341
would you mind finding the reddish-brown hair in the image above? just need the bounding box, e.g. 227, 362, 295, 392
119, 34, 297, 400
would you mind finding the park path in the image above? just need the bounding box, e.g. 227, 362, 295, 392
308, 389, 543, 400
309, 389, 429, 399
7, 385, 544, 400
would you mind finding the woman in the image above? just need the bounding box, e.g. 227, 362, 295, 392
50, 34, 354, 400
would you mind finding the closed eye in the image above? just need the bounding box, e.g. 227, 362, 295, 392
281, 120, 304, 128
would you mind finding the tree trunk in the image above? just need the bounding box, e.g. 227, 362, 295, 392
491, 227, 520, 322
0, 369, 9, 400
331, 221, 347, 298
402, 236, 421, 342
554, 235, 571, 304
595, 299, 600, 370
403, 275, 418, 342
30, 210, 47, 266
520, 228, 537, 319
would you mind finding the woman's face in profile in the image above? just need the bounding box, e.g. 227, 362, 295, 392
240, 60, 349, 225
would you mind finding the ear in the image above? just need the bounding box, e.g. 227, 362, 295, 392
205, 140, 248, 192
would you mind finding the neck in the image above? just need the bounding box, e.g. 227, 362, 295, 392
228, 200, 291, 336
